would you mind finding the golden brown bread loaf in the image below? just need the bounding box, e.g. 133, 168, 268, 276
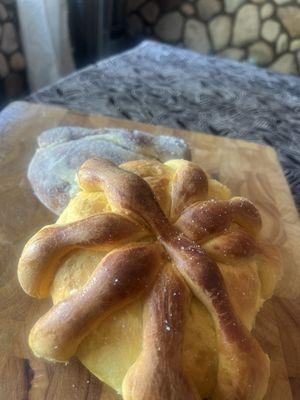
18, 158, 282, 399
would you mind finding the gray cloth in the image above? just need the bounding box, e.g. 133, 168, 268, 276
29, 40, 300, 210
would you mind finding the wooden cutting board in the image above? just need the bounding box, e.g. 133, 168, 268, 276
0, 101, 299, 400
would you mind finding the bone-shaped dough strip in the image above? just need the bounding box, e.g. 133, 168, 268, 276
18, 212, 146, 298
122, 267, 199, 400
166, 160, 208, 220
202, 229, 258, 263
29, 243, 164, 362
176, 197, 262, 243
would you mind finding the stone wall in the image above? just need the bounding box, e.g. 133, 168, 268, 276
127, 0, 300, 75
0, 0, 26, 107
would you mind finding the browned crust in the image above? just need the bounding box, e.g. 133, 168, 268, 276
202, 229, 258, 263
18, 212, 147, 298
230, 197, 262, 235
159, 228, 243, 342
159, 229, 270, 400
29, 243, 164, 361
122, 268, 199, 400
78, 158, 270, 399
78, 158, 171, 233
176, 199, 232, 242
120, 159, 173, 217
18, 157, 278, 400
176, 197, 262, 243
170, 162, 208, 220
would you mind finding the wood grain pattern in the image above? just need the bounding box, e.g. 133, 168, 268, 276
0, 101, 299, 400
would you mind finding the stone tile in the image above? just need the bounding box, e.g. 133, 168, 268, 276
225, 0, 244, 13
290, 39, 300, 52
155, 12, 184, 42
181, 3, 195, 16
233, 4, 259, 46
209, 15, 231, 51
10, 52, 25, 71
219, 47, 245, 61
276, 33, 289, 54
260, 3, 274, 20
261, 20, 280, 42
184, 19, 210, 53
127, 14, 143, 36
248, 41, 273, 65
196, 0, 221, 21
0, 4, 8, 21
160, 0, 182, 12
141, 2, 159, 24
0, 22, 18, 54
270, 53, 297, 75
277, 7, 300, 38
0, 52, 9, 78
